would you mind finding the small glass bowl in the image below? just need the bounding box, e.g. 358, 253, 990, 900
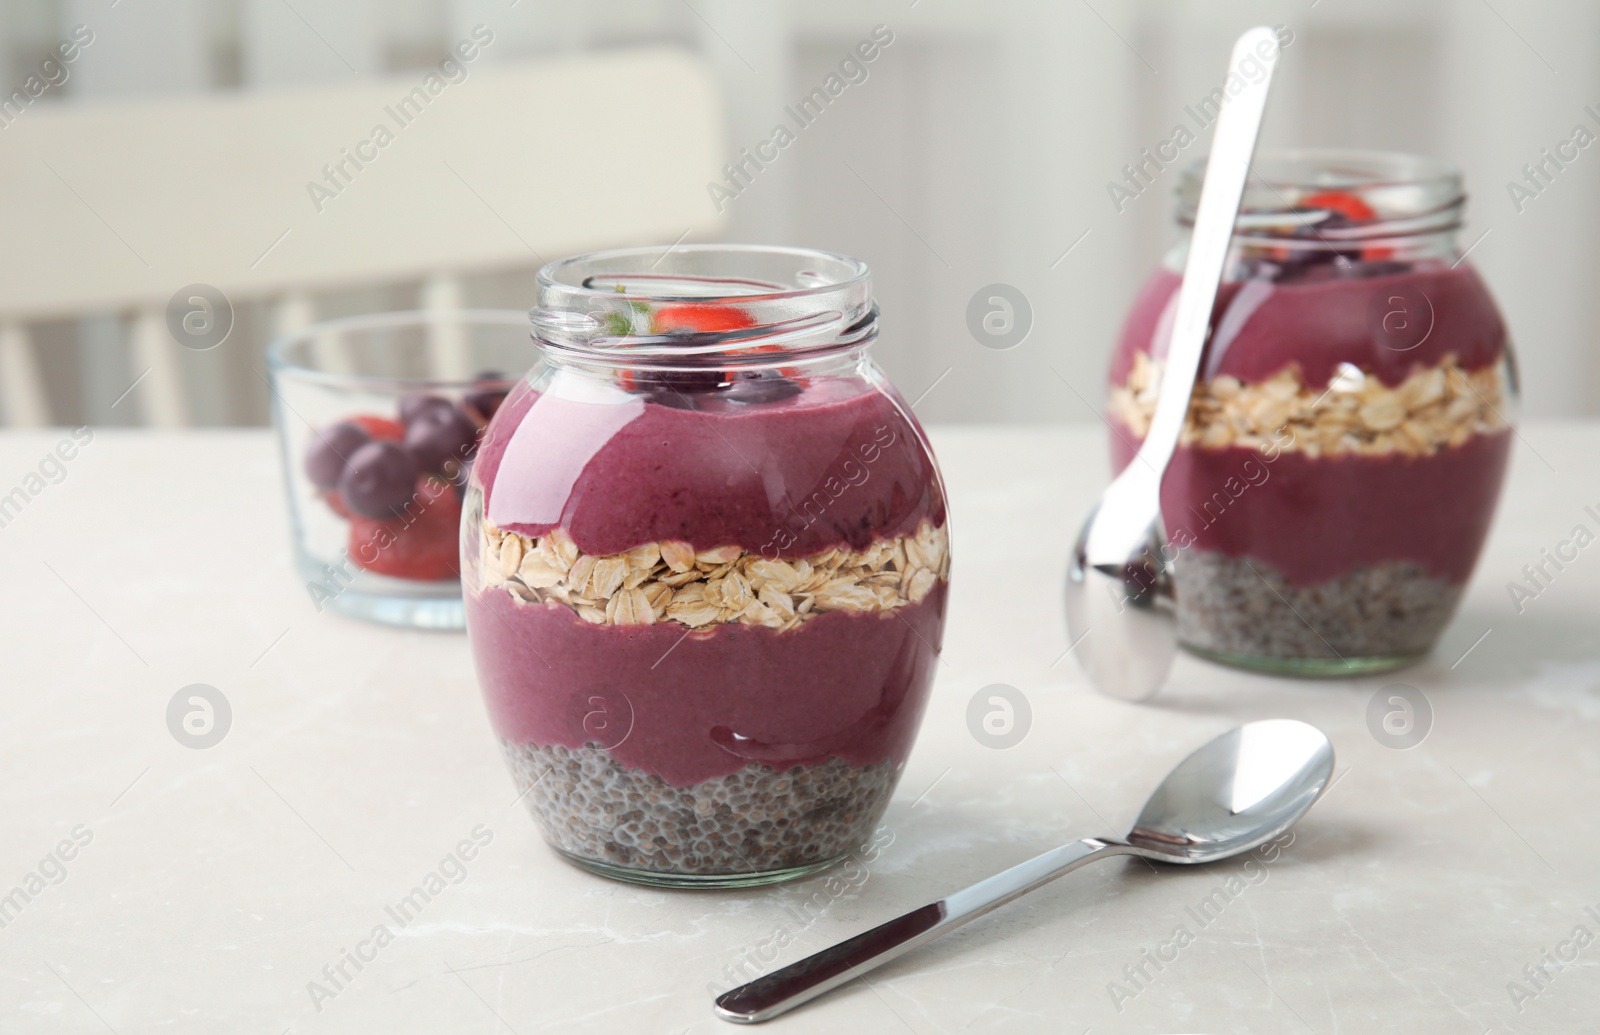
267, 310, 538, 629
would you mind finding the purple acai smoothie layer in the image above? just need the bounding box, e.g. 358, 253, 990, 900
1111, 263, 1506, 390
476, 376, 945, 557
468, 582, 946, 787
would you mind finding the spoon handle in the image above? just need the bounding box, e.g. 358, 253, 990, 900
713, 837, 1128, 1024
1132, 25, 1280, 474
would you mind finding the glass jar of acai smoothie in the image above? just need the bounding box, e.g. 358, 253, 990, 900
464, 245, 950, 886
1107, 150, 1515, 675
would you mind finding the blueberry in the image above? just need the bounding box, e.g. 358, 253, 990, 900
649, 369, 732, 394
339, 442, 418, 518
646, 371, 801, 411
461, 372, 513, 425
405, 408, 479, 475
638, 368, 730, 409
304, 421, 370, 491
399, 394, 455, 427
464, 387, 508, 425
1282, 211, 1362, 272
724, 372, 801, 405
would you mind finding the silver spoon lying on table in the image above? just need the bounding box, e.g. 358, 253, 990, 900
1064, 24, 1282, 702
713, 718, 1334, 1024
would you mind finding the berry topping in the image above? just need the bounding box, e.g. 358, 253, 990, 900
404, 408, 479, 475
1287, 190, 1395, 265
647, 371, 802, 410
338, 441, 419, 518
644, 369, 734, 399
1299, 190, 1377, 223
348, 414, 405, 442
303, 420, 370, 491
723, 372, 802, 406
653, 303, 757, 335
347, 477, 462, 581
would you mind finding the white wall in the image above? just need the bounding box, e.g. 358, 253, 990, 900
2, 0, 1595, 425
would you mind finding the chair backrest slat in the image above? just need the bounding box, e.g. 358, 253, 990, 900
1, 49, 723, 320
130, 306, 189, 428
1, 48, 726, 426
0, 323, 50, 428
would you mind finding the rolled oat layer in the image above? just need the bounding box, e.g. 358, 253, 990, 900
1176, 550, 1463, 661
1110, 351, 1511, 457
503, 741, 898, 875
476, 520, 950, 631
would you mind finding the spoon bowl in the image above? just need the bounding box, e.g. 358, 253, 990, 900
714, 718, 1334, 1024
1064, 495, 1176, 701
1127, 718, 1335, 862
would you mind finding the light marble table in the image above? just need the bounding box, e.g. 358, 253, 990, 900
3, 425, 1598, 1035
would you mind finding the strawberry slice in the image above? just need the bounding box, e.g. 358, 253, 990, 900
653, 303, 756, 335
348, 415, 405, 442
1299, 190, 1377, 222
1299, 190, 1393, 260
347, 476, 462, 581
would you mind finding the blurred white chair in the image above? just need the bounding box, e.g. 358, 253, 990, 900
0, 46, 727, 427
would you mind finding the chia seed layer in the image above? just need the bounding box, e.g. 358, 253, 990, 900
1176, 550, 1463, 661
502, 740, 900, 876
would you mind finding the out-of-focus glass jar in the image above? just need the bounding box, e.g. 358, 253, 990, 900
464, 245, 950, 887
1106, 150, 1516, 675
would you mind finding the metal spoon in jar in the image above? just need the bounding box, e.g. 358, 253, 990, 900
714, 719, 1333, 1024
1064, 26, 1281, 701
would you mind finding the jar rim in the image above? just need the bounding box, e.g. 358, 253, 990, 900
1177, 148, 1465, 241
531, 244, 877, 366
536, 243, 870, 302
